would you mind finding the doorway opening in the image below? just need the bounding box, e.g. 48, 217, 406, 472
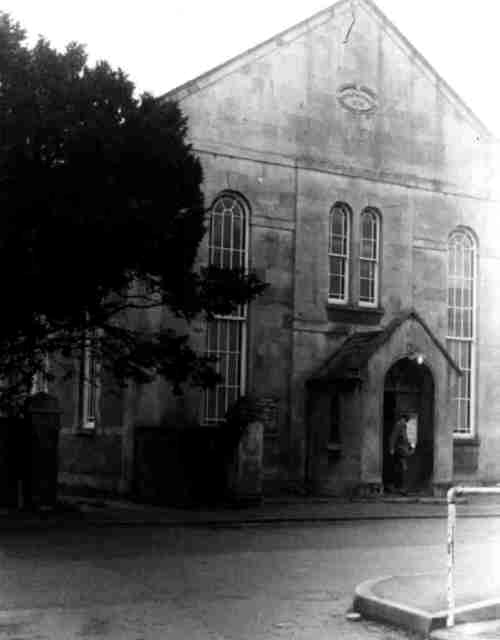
383, 357, 434, 494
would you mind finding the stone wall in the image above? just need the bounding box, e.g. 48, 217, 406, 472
133, 426, 226, 506
56, 0, 500, 497
58, 432, 123, 493
169, 0, 496, 489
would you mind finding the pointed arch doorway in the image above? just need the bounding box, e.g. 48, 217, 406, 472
383, 357, 434, 493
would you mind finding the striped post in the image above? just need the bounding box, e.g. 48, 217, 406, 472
446, 488, 457, 628
446, 485, 500, 628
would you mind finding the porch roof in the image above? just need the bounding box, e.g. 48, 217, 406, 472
308, 309, 462, 386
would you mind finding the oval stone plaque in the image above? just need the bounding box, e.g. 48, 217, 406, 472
337, 84, 378, 114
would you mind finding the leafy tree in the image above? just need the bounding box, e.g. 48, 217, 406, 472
0, 13, 266, 412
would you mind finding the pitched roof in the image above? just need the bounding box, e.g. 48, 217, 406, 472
161, 0, 493, 139
308, 309, 461, 386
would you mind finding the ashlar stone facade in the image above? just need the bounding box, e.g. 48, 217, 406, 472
59, 0, 500, 498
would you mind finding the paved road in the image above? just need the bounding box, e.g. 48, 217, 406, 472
0, 516, 498, 639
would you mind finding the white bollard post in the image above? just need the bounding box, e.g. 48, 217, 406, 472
446, 496, 456, 627
445, 486, 500, 629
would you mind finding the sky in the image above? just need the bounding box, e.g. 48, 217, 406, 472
2, 0, 500, 136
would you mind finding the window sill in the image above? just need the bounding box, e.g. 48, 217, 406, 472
326, 303, 385, 325
77, 427, 96, 437
453, 436, 480, 447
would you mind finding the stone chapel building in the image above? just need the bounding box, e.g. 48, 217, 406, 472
58, 0, 500, 498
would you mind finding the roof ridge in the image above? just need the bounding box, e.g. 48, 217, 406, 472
160, 0, 493, 140
360, 0, 493, 139
160, 0, 350, 102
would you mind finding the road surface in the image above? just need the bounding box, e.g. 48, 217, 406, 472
0, 515, 497, 638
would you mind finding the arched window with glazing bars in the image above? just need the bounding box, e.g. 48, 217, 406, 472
359, 207, 380, 307
328, 203, 351, 303
204, 193, 248, 425
447, 228, 477, 436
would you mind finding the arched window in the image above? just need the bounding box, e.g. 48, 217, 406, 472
359, 208, 380, 307
447, 229, 477, 436
328, 203, 351, 303
208, 194, 246, 270
204, 193, 248, 425
81, 333, 99, 430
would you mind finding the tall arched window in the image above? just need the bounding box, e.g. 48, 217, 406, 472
447, 229, 477, 436
204, 193, 248, 425
359, 208, 380, 307
79, 332, 99, 430
328, 203, 351, 303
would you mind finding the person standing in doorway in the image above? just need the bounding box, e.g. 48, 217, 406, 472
389, 413, 414, 494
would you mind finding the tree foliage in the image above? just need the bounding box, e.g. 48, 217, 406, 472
0, 14, 266, 411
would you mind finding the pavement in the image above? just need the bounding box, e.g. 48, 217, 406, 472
354, 573, 500, 639
3, 491, 500, 638
44, 490, 500, 527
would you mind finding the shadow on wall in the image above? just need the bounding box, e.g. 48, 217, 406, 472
0, 393, 62, 510
133, 395, 272, 507
134, 425, 229, 507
